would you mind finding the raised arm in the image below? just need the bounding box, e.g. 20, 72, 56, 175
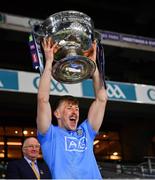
36, 37, 58, 134
85, 41, 108, 132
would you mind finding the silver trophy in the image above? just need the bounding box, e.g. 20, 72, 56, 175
31, 10, 99, 84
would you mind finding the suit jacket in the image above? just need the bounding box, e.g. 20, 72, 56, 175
6, 158, 52, 179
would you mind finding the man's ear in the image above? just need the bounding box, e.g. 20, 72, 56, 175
22, 147, 25, 154
54, 110, 60, 118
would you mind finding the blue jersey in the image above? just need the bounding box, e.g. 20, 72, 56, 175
38, 119, 102, 179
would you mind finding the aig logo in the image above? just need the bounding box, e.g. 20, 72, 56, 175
106, 84, 126, 99
147, 89, 155, 101
33, 76, 68, 93
65, 136, 87, 152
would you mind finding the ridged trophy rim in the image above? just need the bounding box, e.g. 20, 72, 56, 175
32, 10, 94, 39
43, 10, 94, 29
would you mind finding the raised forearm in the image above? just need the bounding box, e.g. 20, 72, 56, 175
88, 65, 107, 131
37, 60, 53, 133
92, 65, 107, 102
38, 61, 53, 102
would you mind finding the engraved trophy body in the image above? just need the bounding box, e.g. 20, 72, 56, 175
30, 10, 98, 84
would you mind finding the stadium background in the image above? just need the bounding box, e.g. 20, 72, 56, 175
1, 1, 155, 178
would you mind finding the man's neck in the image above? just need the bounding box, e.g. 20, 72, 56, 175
24, 156, 37, 163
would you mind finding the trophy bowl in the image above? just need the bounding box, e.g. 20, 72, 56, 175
32, 10, 97, 83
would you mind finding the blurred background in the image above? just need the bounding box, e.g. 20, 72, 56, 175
1, 0, 155, 179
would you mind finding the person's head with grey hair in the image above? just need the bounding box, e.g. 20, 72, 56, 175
22, 137, 40, 162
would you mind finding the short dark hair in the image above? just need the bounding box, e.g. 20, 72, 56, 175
54, 95, 79, 110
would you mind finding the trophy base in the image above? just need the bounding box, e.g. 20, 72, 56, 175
52, 55, 96, 84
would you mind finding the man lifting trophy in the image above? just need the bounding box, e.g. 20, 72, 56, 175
29, 10, 105, 84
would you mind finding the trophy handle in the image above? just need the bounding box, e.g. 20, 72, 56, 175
94, 30, 107, 88
29, 19, 47, 38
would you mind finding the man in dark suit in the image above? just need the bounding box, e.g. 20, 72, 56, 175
6, 137, 51, 179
